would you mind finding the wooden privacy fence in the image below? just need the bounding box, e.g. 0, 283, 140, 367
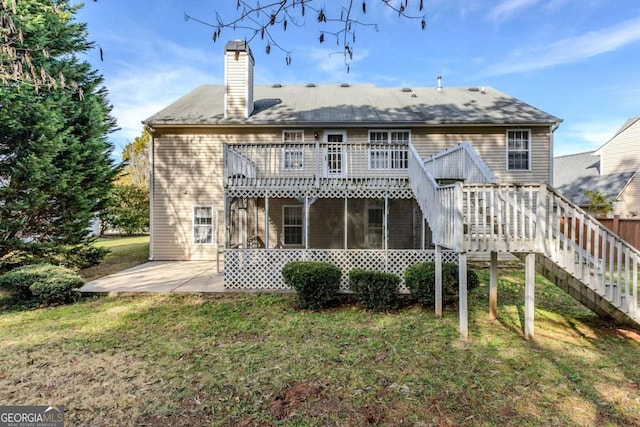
597, 217, 640, 251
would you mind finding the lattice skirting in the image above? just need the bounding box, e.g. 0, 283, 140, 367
226, 187, 414, 200
224, 249, 458, 291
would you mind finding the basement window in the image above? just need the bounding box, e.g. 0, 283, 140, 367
506, 129, 531, 171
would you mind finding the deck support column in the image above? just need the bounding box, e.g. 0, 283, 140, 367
304, 195, 309, 250
459, 252, 468, 340
239, 199, 247, 248
264, 193, 269, 249
224, 196, 231, 249
344, 197, 348, 249
525, 252, 535, 340
435, 245, 443, 318
384, 195, 389, 270
421, 216, 426, 250
489, 251, 498, 320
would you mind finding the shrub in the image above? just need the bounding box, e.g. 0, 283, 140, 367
0, 264, 85, 305
405, 262, 479, 308
0, 241, 109, 273
348, 269, 401, 311
281, 261, 341, 310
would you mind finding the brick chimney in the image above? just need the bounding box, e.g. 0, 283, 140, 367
224, 40, 254, 119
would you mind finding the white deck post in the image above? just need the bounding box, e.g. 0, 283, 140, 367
304, 195, 309, 250
384, 195, 389, 270
224, 196, 231, 249
421, 216, 426, 250
435, 245, 443, 318
344, 197, 348, 249
264, 192, 269, 249
489, 251, 498, 320
459, 252, 468, 340
525, 252, 535, 340
239, 199, 247, 248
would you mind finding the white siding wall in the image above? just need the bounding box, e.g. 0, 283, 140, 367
615, 175, 640, 218
601, 121, 640, 175
411, 126, 552, 183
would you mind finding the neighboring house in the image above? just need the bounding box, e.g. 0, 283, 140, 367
144, 41, 640, 334
554, 117, 640, 218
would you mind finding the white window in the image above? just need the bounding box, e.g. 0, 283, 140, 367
283, 130, 304, 171
193, 206, 213, 245
368, 130, 410, 169
283, 149, 304, 170
283, 205, 304, 246
507, 129, 531, 171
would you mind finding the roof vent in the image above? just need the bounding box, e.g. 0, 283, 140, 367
437, 75, 443, 92
468, 87, 480, 92
411, 93, 417, 98
481, 86, 486, 94
340, 83, 350, 88
272, 83, 282, 88
306, 83, 316, 87
402, 87, 412, 92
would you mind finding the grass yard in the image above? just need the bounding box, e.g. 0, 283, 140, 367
79, 235, 149, 281
1, 265, 640, 426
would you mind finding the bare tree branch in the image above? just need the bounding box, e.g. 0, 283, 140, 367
185, 0, 426, 71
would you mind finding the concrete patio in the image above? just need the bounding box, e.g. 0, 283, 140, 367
80, 261, 225, 295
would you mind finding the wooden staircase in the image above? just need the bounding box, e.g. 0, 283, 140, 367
408, 142, 640, 330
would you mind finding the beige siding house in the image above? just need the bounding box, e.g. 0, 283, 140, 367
554, 117, 640, 218
144, 40, 640, 335
144, 41, 560, 265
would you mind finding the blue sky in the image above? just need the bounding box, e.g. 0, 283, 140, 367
77, 0, 640, 158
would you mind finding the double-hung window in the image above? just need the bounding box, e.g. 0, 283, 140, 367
283, 205, 304, 246
368, 130, 410, 170
283, 130, 304, 171
506, 129, 531, 171
193, 206, 213, 245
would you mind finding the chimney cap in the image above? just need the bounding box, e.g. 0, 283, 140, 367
225, 40, 254, 61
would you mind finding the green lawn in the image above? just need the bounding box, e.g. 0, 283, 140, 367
1, 266, 639, 426
79, 235, 149, 281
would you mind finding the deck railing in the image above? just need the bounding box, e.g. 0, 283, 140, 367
224, 142, 409, 188
453, 182, 640, 320
424, 141, 498, 184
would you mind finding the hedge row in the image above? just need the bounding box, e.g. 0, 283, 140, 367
281, 261, 480, 311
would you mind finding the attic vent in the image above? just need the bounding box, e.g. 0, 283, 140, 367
468, 87, 480, 92
402, 87, 412, 92
340, 83, 350, 88
306, 83, 316, 87
272, 83, 282, 88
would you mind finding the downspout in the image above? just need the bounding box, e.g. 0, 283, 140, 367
144, 124, 155, 261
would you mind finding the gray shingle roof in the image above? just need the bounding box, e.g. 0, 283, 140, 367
144, 84, 560, 127
553, 151, 634, 206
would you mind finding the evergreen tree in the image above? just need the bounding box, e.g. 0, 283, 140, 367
0, 0, 116, 265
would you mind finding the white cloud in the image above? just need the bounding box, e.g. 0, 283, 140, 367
487, 0, 540, 22
301, 46, 369, 82
554, 119, 623, 156
483, 15, 640, 76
